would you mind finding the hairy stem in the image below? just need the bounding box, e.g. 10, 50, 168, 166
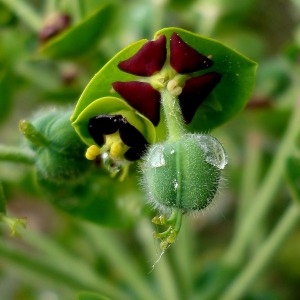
161, 88, 186, 141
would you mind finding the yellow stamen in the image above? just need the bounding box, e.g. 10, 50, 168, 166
167, 79, 182, 96
110, 141, 123, 159
85, 145, 100, 160
105, 132, 129, 160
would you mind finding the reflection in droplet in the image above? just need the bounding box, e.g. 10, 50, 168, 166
149, 144, 166, 168
102, 152, 121, 174
192, 134, 228, 170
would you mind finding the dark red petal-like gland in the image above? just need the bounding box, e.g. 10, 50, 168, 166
39, 14, 71, 42
117, 35, 167, 76
88, 114, 123, 146
112, 81, 161, 126
118, 118, 149, 161
170, 33, 213, 74
179, 72, 222, 124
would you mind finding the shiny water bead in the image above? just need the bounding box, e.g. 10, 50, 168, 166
142, 133, 227, 212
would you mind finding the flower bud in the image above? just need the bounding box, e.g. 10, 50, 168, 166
22, 109, 90, 184
142, 133, 227, 212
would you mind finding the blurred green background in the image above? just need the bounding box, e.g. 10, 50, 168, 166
1, 0, 300, 299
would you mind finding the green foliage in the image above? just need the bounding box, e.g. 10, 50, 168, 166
286, 154, 300, 202
1, 1, 300, 300
77, 291, 111, 300
0, 71, 12, 124
21, 109, 91, 184
39, 4, 115, 59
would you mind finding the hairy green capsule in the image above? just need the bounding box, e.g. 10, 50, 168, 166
142, 133, 227, 213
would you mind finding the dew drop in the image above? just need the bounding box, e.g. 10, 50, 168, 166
193, 134, 228, 170
149, 144, 166, 168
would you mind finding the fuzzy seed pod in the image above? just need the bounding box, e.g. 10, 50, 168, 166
142, 134, 227, 213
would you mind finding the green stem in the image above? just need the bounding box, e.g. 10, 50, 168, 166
0, 238, 127, 300
0, 181, 6, 213
223, 100, 300, 267
236, 131, 262, 225
0, 145, 35, 164
136, 218, 181, 300
20, 228, 128, 300
169, 218, 194, 299
161, 88, 186, 141
0, 0, 43, 32
81, 221, 159, 300
220, 202, 300, 300
71, 0, 84, 23
44, 0, 59, 15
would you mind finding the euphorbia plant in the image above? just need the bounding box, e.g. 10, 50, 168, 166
71, 27, 257, 250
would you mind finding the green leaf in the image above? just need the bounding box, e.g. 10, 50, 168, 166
155, 27, 257, 131
286, 154, 300, 202
73, 96, 156, 147
39, 4, 115, 59
77, 291, 111, 300
37, 170, 143, 228
0, 181, 6, 214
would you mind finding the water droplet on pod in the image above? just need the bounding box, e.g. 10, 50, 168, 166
191, 134, 228, 170
148, 144, 166, 168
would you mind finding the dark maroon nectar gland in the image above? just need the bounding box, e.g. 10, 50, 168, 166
118, 35, 167, 76
179, 72, 222, 124
113, 32, 222, 127
112, 82, 161, 126
170, 33, 213, 74
39, 13, 71, 42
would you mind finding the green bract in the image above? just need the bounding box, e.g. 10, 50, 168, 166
71, 39, 147, 122
155, 28, 257, 131
71, 27, 257, 139
72, 96, 156, 147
